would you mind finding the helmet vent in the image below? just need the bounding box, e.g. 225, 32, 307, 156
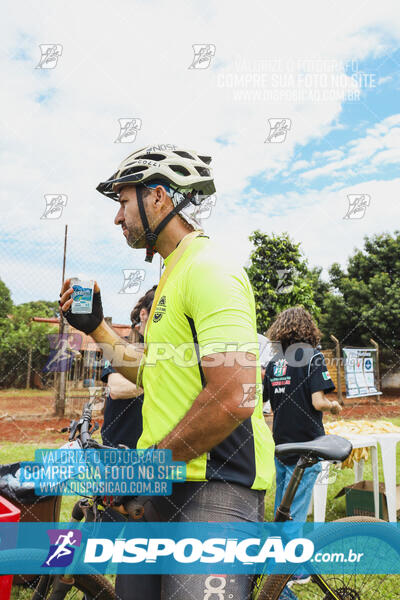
169, 165, 191, 176
174, 151, 195, 160
198, 155, 212, 165
124, 166, 148, 175
195, 166, 210, 177
136, 153, 166, 161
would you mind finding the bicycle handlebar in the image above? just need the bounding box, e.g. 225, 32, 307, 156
65, 398, 148, 519
79, 403, 92, 448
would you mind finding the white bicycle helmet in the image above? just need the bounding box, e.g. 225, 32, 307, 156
97, 145, 216, 262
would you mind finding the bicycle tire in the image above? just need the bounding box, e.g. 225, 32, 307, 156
30, 574, 116, 599
255, 516, 400, 599
0, 549, 116, 600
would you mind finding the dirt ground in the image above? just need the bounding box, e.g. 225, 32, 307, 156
0, 390, 101, 444
0, 417, 87, 444
0, 394, 55, 417
0, 389, 399, 444
326, 392, 400, 420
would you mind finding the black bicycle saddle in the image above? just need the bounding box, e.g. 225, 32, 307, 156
275, 435, 352, 463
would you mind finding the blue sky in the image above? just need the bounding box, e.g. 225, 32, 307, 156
244, 49, 400, 201
1, 1, 399, 323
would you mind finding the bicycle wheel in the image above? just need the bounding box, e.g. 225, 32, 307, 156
30, 574, 116, 599
255, 516, 400, 600
0, 549, 116, 600
11, 574, 116, 600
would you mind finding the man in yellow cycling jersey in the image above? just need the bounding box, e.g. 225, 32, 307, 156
60, 146, 275, 599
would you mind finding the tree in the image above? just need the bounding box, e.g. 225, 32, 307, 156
245, 231, 320, 334
0, 299, 59, 388
307, 266, 331, 310
0, 278, 13, 320
321, 231, 400, 372
14, 300, 59, 320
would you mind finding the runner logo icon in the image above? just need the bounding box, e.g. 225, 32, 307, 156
343, 194, 371, 219
119, 269, 146, 294
115, 118, 142, 143
265, 118, 291, 143
42, 529, 82, 567
188, 44, 216, 69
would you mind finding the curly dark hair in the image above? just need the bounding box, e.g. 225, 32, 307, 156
266, 306, 322, 350
130, 285, 157, 326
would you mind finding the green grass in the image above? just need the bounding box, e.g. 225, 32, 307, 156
265, 417, 400, 522
0, 436, 105, 521
0, 389, 53, 398
0, 443, 76, 520
3, 418, 400, 598
1, 417, 400, 523
295, 575, 400, 599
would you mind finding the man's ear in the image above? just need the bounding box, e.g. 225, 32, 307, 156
153, 185, 172, 211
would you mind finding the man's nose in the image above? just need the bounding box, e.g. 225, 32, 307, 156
114, 205, 124, 225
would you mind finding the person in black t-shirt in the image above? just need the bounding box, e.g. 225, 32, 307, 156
263, 307, 342, 522
263, 308, 342, 596
100, 359, 143, 448
100, 286, 156, 449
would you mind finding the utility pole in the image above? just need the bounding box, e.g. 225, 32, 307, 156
54, 225, 68, 417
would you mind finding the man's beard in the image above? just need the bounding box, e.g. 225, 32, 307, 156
125, 226, 143, 249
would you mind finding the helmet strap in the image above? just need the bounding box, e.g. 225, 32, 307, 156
136, 185, 158, 263
137, 185, 193, 263
153, 195, 192, 236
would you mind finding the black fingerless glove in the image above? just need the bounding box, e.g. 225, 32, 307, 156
64, 290, 104, 334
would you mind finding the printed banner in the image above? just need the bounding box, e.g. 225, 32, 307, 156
343, 347, 382, 398
0, 521, 399, 574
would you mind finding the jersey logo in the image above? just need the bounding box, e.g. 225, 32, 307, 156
153, 295, 167, 323
322, 371, 331, 380
274, 386, 286, 394
273, 359, 287, 377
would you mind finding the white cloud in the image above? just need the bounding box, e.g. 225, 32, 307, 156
291, 159, 312, 172
371, 147, 400, 165
316, 150, 345, 162
378, 75, 393, 85
300, 114, 400, 181
1, 0, 400, 321
207, 177, 400, 277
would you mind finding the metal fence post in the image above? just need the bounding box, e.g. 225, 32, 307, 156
330, 334, 343, 405
370, 338, 381, 400
54, 225, 68, 417
26, 346, 32, 389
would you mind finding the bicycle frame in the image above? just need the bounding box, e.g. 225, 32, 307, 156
32, 401, 346, 600
31, 399, 116, 600
252, 452, 347, 599
273, 453, 343, 600
274, 453, 319, 522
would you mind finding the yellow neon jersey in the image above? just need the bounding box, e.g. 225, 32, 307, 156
137, 235, 275, 490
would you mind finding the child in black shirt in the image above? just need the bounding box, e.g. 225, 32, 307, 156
263, 307, 341, 597
263, 307, 341, 520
